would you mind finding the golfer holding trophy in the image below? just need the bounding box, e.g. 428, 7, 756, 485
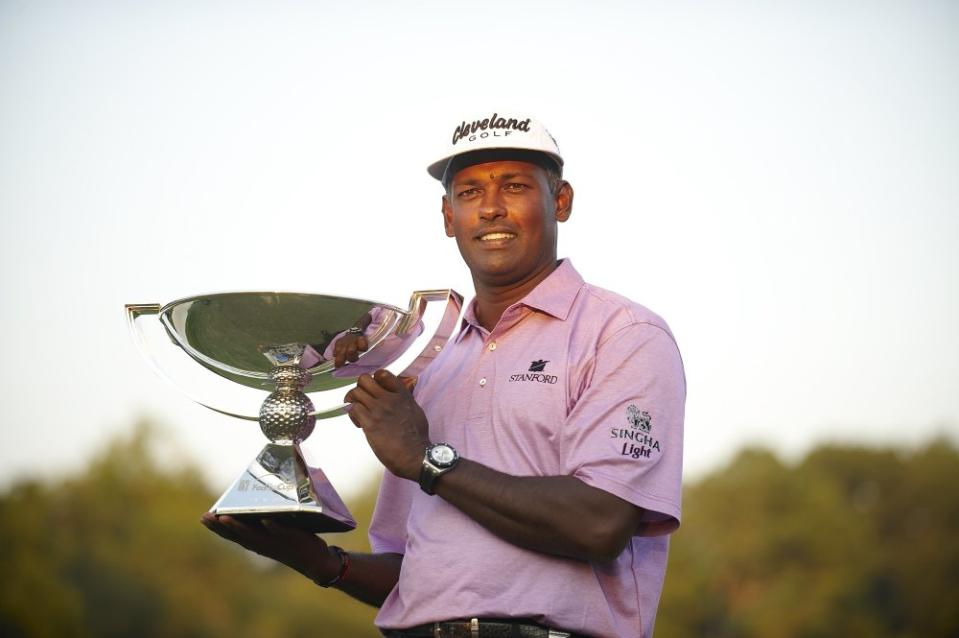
128, 113, 685, 638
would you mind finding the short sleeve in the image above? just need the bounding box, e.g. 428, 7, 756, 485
368, 468, 416, 554
562, 323, 685, 536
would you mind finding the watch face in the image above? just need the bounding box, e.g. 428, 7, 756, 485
429, 444, 456, 466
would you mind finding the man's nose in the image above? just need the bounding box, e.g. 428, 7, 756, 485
478, 189, 506, 220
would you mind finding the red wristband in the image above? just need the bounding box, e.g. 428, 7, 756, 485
318, 545, 350, 588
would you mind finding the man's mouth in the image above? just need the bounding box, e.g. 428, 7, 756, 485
479, 232, 516, 242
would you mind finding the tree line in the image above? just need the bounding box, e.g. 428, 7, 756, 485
1, 421, 956, 637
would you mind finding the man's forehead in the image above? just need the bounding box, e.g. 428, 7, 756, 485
450, 160, 546, 183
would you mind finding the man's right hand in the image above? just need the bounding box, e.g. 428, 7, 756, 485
200, 512, 340, 584
202, 512, 404, 607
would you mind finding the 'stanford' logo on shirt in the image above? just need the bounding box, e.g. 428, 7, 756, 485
528, 359, 549, 372
452, 114, 531, 145
509, 359, 558, 384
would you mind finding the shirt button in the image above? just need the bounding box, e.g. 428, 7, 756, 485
488, 341, 497, 351
479, 377, 487, 387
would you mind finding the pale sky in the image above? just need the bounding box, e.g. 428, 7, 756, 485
1, 0, 957, 499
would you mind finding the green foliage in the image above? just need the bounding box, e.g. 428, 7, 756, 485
0, 419, 380, 637
2, 422, 956, 637
657, 439, 959, 638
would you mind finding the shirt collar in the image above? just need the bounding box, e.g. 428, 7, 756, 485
458, 258, 583, 337
515, 258, 583, 320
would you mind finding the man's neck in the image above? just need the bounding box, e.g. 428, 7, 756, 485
471, 260, 561, 332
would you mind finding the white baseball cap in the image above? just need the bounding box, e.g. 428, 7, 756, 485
427, 112, 564, 181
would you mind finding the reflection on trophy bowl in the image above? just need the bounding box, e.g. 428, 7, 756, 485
126, 289, 463, 533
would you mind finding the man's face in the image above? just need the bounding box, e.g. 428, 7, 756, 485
441, 160, 572, 289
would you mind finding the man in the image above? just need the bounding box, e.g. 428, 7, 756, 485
203, 114, 686, 637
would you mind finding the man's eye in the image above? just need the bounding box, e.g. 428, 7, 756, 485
457, 188, 480, 198
504, 183, 529, 192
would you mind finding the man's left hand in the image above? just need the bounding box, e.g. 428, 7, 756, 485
344, 369, 429, 481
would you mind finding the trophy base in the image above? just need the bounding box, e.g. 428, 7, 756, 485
210, 443, 356, 534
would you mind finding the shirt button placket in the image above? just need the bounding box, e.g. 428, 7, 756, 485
466, 335, 496, 426
478, 338, 496, 390
480, 339, 496, 388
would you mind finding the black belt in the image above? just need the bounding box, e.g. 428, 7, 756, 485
382, 618, 579, 638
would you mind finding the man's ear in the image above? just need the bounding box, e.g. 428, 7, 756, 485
554, 181, 574, 223
442, 196, 455, 237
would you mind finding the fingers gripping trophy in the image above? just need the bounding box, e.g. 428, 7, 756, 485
126, 289, 462, 533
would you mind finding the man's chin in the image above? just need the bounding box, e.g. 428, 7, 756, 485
464, 255, 518, 280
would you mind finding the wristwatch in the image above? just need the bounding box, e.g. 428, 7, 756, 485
419, 442, 459, 495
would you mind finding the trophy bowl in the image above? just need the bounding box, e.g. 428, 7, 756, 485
126, 289, 462, 533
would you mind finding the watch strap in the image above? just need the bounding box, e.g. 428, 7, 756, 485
419, 460, 443, 495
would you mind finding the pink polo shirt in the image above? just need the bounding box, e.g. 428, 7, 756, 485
369, 259, 685, 638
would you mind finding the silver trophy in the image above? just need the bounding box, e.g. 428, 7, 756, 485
126, 290, 462, 533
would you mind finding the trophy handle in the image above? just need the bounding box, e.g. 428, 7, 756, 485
125, 303, 260, 422
396, 289, 453, 335
395, 288, 463, 378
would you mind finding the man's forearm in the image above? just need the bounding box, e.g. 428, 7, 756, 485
201, 513, 402, 608
343, 370, 641, 563
432, 459, 641, 563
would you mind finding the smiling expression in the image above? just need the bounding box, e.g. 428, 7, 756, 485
442, 160, 573, 290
